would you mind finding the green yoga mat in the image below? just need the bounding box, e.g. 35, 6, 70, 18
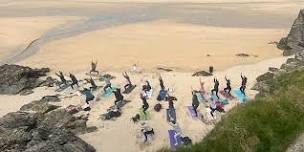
139, 108, 151, 120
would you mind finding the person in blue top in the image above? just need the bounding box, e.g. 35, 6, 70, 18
81, 88, 95, 104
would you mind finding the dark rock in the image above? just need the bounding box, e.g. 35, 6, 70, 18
268, 67, 279, 73
20, 89, 34, 96
0, 64, 50, 95
20, 100, 60, 114
41, 95, 61, 102
41, 109, 88, 134
39, 76, 58, 87
192, 71, 212, 77
279, 9, 304, 56
295, 50, 304, 62
0, 101, 95, 152
256, 72, 274, 82
157, 67, 173, 72
236, 53, 250, 57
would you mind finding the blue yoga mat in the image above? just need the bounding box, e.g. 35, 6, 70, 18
195, 93, 205, 103
168, 130, 183, 150
166, 109, 176, 123
234, 89, 249, 103
102, 87, 116, 97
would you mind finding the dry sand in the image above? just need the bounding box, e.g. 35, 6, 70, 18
0, 56, 288, 152
19, 20, 287, 72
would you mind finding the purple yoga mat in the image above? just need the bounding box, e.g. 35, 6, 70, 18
168, 130, 183, 150
187, 106, 200, 118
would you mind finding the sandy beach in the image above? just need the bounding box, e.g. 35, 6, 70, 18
0, 0, 303, 151
0, 56, 288, 151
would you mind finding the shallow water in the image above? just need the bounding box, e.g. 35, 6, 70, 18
0, 1, 303, 64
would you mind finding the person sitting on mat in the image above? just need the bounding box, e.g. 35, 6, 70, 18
90, 61, 99, 75
113, 88, 124, 107
140, 92, 149, 116
81, 88, 95, 105
69, 73, 79, 89
191, 90, 200, 117
122, 72, 133, 90
140, 122, 154, 143
211, 78, 220, 99
240, 73, 248, 95
103, 77, 112, 93
55, 71, 67, 87
224, 76, 232, 94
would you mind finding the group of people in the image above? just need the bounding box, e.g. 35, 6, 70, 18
55, 61, 249, 145
191, 74, 248, 119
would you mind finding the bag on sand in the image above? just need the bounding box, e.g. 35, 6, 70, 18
154, 103, 162, 112
181, 136, 192, 145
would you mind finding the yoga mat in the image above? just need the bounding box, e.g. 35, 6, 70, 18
122, 85, 136, 94
168, 130, 183, 150
139, 108, 151, 120
187, 106, 199, 118
219, 90, 235, 100
166, 109, 176, 123
55, 84, 69, 92
101, 87, 116, 97
195, 92, 205, 103
234, 89, 249, 103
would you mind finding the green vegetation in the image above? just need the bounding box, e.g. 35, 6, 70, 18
176, 70, 304, 152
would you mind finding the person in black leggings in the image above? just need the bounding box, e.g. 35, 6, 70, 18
123, 72, 132, 90
240, 73, 247, 95
141, 93, 149, 116
224, 76, 232, 95
90, 61, 99, 75
69, 73, 79, 89
191, 90, 200, 117
159, 75, 165, 90
211, 78, 220, 99
55, 71, 67, 87
113, 88, 124, 106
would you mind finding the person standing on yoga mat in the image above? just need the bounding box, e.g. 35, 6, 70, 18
90, 61, 99, 74
141, 92, 149, 116
211, 78, 220, 99
55, 71, 67, 87
103, 77, 112, 92
81, 88, 95, 105
240, 73, 247, 95
113, 88, 124, 106
69, 73, 79, 89
224, 76, 232, 94
85, 77, 97, 90
192, 90, 200, 117
122, 72, 132, 90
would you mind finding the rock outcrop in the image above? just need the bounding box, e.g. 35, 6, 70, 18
278, 9, 304, 56
0, 64, 50, 95
0, 96, 95, 152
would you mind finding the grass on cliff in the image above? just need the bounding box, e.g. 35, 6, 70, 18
164, 70, 304, 152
